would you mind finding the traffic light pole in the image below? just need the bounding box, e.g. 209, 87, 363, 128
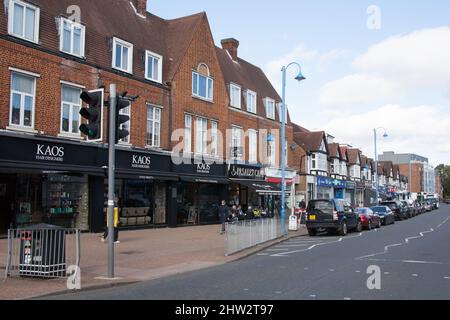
107, 84, 117, 279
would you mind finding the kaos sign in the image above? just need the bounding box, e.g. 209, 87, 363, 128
132, 155, 152, 169
36, 144, 65, 162
196, 163, 211, 174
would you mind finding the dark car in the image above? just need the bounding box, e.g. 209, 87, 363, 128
355, 207, 382, 230
371, 206, 396, 225
445, 199, 450, 205
306, 199, 361, 236
424, 200, 433, 212
381, 200, 408, 221
427, 198, 439, 210
401, 201, 414, 218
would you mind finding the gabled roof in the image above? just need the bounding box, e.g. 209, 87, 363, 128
360, 155, 368, 168
347, 149, 361, 165
292, 123, 311, 134
379, 161, 394, 177
31, 0, 205, 82
216, 46, 290, 122
294, 131, 328, 154
328, 143, 342, 160
339, 146, 349, 162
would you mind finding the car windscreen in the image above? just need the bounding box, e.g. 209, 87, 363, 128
371, 207, 386, 213
382, 203, 397, 209
355, 208, 367, 214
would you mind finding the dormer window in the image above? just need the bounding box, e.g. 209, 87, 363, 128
265, 98, 275, 119
8, 0, 40, 43
246, 90, 257, 113
145, 50, 162, 83
112, 37, 133, 74
60, 17, 85, 58
192, 63, 213, 101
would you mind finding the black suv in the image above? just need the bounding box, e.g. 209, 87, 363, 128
381, 201, 408, 220
306, 199, 362, 236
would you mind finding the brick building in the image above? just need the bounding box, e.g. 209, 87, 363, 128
0, 0, 296, 234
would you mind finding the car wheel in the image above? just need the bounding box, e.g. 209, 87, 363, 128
367, 220, 372, 231
308, 229, 317, 237
377, 220, 382, 228
339, 222, 348, 236
356, 220, 363, 233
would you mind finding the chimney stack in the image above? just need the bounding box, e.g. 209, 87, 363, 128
132, 0, 147, 16
221, 38, 239, 61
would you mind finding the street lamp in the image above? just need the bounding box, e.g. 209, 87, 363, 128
374, 127, 388, 205
281, 62, 305, 237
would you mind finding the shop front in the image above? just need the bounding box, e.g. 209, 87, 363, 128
172, 159, 228, 227
265, 168, 296, 215
333, 179, 347, 200
356, 181, 365, 207
0, 133, 103, 234
364, 182, 377, 207
345, 181, 356, 206
316, 176, 335, 200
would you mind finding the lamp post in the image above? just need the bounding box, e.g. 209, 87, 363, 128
281, 63, 305, 237
374, 127, 388, 206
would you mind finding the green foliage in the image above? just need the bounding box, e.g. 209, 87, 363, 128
436, 164, 450, 198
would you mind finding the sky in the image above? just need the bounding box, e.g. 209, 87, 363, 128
150, 0, 450, 166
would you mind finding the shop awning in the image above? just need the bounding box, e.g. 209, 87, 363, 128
180, 176, 229, 184
232, 179, 292, 195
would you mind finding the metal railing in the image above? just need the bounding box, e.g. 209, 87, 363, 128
224, 217, 280, 256
5, 227, 80, 279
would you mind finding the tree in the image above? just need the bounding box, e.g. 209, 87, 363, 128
437, 164, 450, 198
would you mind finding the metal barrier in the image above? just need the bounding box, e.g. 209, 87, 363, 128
5, 226, 80, 279
224, 217, 280, 256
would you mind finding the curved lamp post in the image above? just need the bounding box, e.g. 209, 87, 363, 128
281, 62, 305, 237
374, 127, 388, 205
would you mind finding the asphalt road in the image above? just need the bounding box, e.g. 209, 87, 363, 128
47, 205, 450, 300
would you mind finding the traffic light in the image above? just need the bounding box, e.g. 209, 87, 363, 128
79, 89, 103, 141
115, 94, 131, 144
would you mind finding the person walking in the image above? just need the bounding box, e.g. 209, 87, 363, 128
218, 200, 229, 234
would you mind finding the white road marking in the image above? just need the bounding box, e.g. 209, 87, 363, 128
257, 253, 269, 256
412, 274, 419, 277
437, 217, 450, 228
329, 269, 335, 272
304, 267, 309, 270
405, 228, 434, 243
243, 288, 249, 291
355, 270, 361, 273
344, 298, 352, 300
444, 277, 450, 280
365, 258, 450, 266
267, 249, 289, 251
275, 291, 282, 294
309, 294, 316, 298
356, 243, 402, 260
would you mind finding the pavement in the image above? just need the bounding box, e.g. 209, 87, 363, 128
0, 221, 307, 300
45, 204, 450, 300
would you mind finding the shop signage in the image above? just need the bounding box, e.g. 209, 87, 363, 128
131, 154, 152, 169
173, 159, 226, 177
196, 162, 211, 174
317, 176, 347, 189
229, 164, 265, 180
346, 181, 356, 190
36, 144, 65, 162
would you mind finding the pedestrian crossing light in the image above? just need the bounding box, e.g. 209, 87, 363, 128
79, 90, 103, 141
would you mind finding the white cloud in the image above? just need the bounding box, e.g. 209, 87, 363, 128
323, 104, 450, 164
320, 27, 450, 108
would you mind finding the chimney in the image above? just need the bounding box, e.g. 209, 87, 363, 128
132, 0, 147, 16
221, 38, 239, 61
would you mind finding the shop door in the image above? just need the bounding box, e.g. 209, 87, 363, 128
0, 175, 15, 234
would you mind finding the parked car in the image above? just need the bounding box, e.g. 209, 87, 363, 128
414, 202, 425, 215
429, 198, 439, 210
401, 201, 415, 218
424, 200, 432, 212
381, 200, 408, 220
306, 199, 362, 236
445, 199, 450, 205
355, 207, 382, 230
371, 206, 396, 225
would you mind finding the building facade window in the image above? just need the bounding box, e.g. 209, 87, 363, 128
311, 153, 328, 172
10, 72, 36, 129
60, 17, 85, 57
268, 139, 276, 167
119, 103, 131, 144
145, 50, 162, 83
196, 117, 208, 155
265, 98, 275, 119
192, 64, 213, 101
184, 114, 192, 154
211, 121, 218, 157
230, 83, 241, 109
60, 85, 81, 135
246, 90, 257, 114
146, 105, 161, 147
8, 0, 40, 43
231, 126, 243, 160
248, 130, 257, 163
278, 103, 287, 123
112, 37, 133, 73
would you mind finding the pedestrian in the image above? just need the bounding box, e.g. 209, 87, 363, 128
218, 200, 229, 234
102, 198, 120, 244
299, 200, 306, 210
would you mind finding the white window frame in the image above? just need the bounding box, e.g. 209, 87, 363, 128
231, 126, 243, 160
265, 98, 275, 120
268, 139, 276, 167
192, 71, 213, 101
145, 50, 163, 84
146, 104, 161, 148
119, 102, 131, 144
8, 0, 40, 43
9, 71, 36, 130
211, 121, 218, 157
230, 83, 241, 109
59, 17, 85, 58
112, 37, 133, 74
184, 114, 192, 154
196, 117, 208, 155
278, 102, 287, 123
246, 90, 257, 114
248, 129, 258, 163
60, 84, 82, 136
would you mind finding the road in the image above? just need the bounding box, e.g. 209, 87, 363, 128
47, 205, 450, 300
